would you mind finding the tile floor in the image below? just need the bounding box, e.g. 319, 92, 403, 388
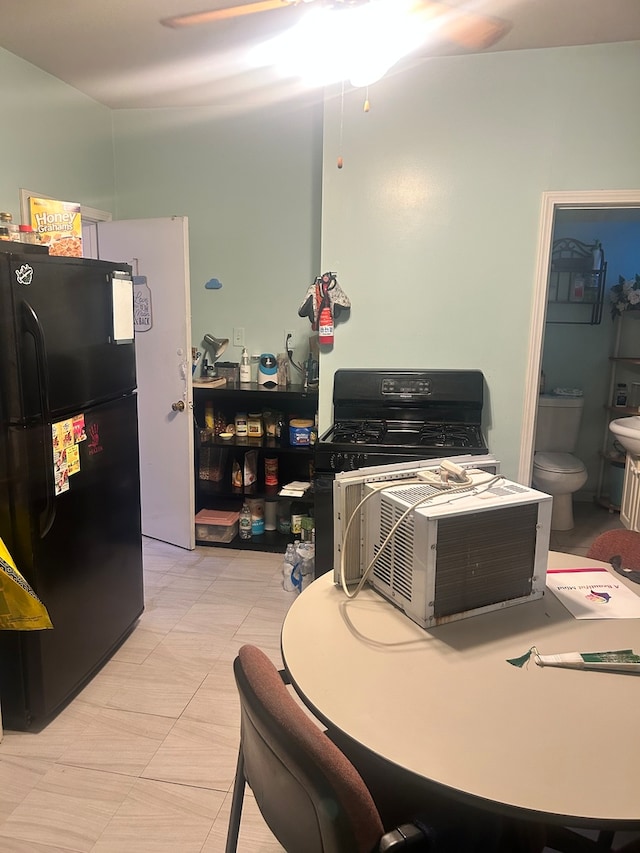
548, 499, 625, 558
0, 501, 632, 853
0, 541, 291, 853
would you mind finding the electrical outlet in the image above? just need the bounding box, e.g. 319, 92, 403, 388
233, 327, 244, 347
285, 329, 294, 350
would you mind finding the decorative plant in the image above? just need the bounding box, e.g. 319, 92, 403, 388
610, 274, 640, 319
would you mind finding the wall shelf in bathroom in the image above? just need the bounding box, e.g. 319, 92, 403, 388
610, 356, 640, 366
546, 237, 606, 325
606, 405, 640, 415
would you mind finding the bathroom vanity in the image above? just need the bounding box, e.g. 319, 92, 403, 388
596, 310, 640, 513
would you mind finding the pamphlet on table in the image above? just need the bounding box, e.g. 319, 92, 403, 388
546, 566, 640, 619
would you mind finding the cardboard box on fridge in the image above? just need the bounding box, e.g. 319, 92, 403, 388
29, 196, 82, 257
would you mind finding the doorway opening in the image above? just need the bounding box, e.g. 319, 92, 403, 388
519, 189, 640, 492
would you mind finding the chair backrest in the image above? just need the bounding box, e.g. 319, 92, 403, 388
586, 529, 640, 569
234, 644, 385, 853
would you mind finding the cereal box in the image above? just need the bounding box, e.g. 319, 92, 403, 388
29, 197, 82, 257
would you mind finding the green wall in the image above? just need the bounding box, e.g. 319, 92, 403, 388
111, 101, 323, 368
0, 46, 323, 372
2, 39, 640, 482
320, 42, 640, 478
0, 49, 115, 218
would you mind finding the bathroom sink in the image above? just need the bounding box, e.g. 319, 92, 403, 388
610, 416, 640, 456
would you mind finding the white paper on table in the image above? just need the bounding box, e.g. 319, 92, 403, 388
546, 567, 640, 619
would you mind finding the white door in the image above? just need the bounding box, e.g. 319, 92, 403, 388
96, 217, 195, 550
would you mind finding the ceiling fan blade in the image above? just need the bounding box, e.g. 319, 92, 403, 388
160, 0, 294, 29
160, 0, 510, 52
414, 1, 511, 50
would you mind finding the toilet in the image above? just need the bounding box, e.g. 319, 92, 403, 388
532, 394, 588, 531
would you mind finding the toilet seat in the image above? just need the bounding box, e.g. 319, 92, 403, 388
533, 451, 585, 475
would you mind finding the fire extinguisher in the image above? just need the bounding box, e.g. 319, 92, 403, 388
318, 281, 334, 345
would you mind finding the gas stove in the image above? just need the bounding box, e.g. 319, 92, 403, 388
315, 369, 488, 472
313, 368, 490, 577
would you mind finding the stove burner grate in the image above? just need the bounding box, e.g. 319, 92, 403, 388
331, 420, 386, 444
418, 424, 482, 448
325, 419, 484, 451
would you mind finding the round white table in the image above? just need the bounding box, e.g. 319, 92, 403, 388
281, 552, 640, 829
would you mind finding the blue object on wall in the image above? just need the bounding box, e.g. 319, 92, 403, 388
205, 278, 222, 290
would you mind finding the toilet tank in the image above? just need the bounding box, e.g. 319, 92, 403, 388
535, 394, 584, 452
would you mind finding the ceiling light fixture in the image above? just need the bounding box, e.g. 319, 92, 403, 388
249, 0, 424, 88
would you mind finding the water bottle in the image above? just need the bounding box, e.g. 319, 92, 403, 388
297, 542, 315, 592
282, 543, 296, 592
239, 503, 252, 540
289, 540, 303, 593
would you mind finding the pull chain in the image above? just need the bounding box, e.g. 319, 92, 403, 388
337, 82, 371, 169
337, 79, 345, 169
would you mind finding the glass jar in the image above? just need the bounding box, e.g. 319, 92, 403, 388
263, 410, 277, 437
277, 500, 291, 535
247, 412, 263, 438
264, 457, 278, 487
250, 353, 260, 384
0, 212, 19, 241
234, 412, 248, 436
18, 224, 40, 244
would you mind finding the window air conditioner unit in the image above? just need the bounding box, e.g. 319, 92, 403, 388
333, 456, 552, 630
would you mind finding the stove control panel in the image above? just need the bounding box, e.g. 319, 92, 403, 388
380, 378, 432, 397
330, 452, 369, 471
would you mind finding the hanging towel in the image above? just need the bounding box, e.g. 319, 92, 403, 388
298, 272, 351, 329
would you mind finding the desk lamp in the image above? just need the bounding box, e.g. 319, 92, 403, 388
202, 333, 228, 378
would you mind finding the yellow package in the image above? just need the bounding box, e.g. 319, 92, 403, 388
0, 538, 53, 630
29, 196, 82, 257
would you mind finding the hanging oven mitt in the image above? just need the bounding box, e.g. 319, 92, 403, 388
326, 274, 351, 320
298, 279, 319, 327
0, 537, 53, 630
298, 272, 351, 328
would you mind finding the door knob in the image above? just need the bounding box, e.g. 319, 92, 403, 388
171, 400, 186, 412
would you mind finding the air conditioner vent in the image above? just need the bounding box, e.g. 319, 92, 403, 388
433, 504, 538, 619
374, 502, 414, 600
391, 483, 441, 503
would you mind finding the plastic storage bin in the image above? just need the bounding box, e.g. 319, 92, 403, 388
195, 509, 239, 542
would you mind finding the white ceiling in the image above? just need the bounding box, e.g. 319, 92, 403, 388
2, 0, 640, 110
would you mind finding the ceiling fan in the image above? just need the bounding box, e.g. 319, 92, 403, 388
160, 0, 511, 53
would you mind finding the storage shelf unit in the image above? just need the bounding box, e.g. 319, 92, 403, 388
546, 237, 606, 325
193, 383, 317, 552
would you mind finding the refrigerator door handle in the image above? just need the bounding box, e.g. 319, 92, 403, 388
21, 300, 56, 537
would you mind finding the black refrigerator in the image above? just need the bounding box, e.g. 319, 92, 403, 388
0, 244, 144, 729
